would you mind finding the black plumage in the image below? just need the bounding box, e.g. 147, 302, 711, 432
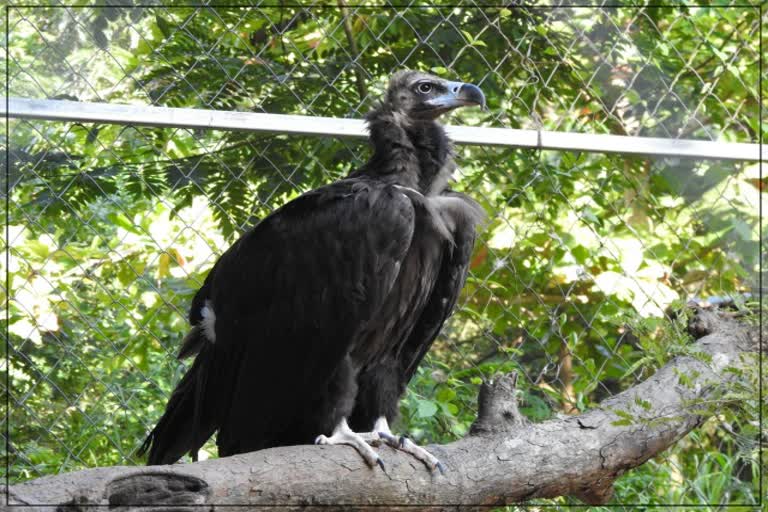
141, 70, 485, 468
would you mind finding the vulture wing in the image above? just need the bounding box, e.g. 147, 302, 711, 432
143, 178, 416, 463
347, 190, 483, 431
399, 192, 482, 385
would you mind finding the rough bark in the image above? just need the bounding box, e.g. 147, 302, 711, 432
4, 308, 760, 511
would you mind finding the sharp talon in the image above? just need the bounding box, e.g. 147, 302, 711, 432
377, 431, 398, 445
436, 461, 447, 474
399, 436, 407, 448
377, 458, 386, 472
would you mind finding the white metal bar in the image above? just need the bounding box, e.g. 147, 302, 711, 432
2, 97, 763, 161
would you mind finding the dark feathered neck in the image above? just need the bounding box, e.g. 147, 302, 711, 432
353, 105, 454, 194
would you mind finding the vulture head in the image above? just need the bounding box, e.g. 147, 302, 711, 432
385, 70, 486, 120
358, 70, 486, 191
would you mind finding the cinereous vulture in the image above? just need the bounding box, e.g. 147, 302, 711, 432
141, 70, 486, 472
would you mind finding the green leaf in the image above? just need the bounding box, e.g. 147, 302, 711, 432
634, 397, 652, 411
435, 387, 456, 402
107, 213, 140, 234
613, 408, 635, 420
156, 15, 173, 38
416, 400, 438, 418
439, 402, 458, 416
571, 245, 589, 264
620, 356, 654, 380
24, 240, 50, 259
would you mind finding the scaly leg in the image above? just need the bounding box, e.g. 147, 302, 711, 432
373, 416, 446, 473
315, 418, 385, 470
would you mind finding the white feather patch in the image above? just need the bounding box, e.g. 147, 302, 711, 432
200, 300, 216, 343
394, 184, 422, 196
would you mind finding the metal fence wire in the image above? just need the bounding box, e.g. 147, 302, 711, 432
2, 3, 763, 506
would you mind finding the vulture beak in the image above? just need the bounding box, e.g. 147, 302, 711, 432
427, 81, 486, 112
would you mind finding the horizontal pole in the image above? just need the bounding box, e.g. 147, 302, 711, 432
2, 97, 763, 161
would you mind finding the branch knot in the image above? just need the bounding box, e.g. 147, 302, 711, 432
470, 371, 528, 435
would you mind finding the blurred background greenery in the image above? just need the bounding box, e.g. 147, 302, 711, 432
2, 3, 764, 508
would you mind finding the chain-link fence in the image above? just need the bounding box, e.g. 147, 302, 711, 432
3, 3, 764, 507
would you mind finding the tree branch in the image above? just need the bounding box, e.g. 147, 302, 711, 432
337, 0, 368, 104
5, 309, 759, 510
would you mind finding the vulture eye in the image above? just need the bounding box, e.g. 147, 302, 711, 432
416, 82, 433, 94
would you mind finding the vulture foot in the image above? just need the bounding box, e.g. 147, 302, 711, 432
315, 418, 384, 471
372, 416, 446, 473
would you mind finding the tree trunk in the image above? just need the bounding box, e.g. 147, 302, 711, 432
4, 308, 760, 511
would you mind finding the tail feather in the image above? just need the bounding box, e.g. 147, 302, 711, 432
140, 333, 216, 465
